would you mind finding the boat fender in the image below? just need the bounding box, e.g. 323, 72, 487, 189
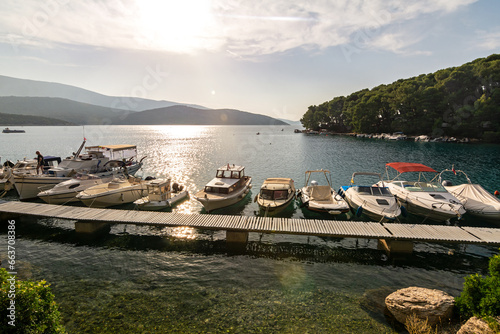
400, 205, 408, 217
254, 194, 258, 202
494, 190, 499, 197
356, 206, 363, 217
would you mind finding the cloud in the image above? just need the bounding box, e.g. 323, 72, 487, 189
475, 29, 500, 50
0, 0, 478, 56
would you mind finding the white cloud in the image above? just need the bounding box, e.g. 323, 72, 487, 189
0, 0, 478, 56
475, 29, 500, 50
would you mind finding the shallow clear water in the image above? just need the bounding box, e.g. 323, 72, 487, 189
1, 125, 499, 333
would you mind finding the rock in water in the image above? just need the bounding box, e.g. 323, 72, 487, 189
385, 287, 454, 326
457, 316, 499, 334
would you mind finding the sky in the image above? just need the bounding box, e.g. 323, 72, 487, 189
0, 0, 499, 121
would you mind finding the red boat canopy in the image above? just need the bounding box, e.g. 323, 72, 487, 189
386, 162, 438, 173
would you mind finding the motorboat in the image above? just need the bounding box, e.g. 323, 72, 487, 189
13, 141, 145, 200
38, 172, 116, 205
379, 162, 466, 222
297, 170, 349, 215
255, 178, 295, 215
37, 160, 136, 204
194, 164, 252, 213
338, 172, 402, 222
2, 128, 25, 133
1, 156, 61, 193
76, 175, 152, 208
439, 167, 500, 222
134, 178, 189, 210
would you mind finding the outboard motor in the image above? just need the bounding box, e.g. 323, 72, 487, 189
311, 180, 319, 186
441, 180, 453, 187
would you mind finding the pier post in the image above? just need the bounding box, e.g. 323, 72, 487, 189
378, 239, 413, 255
75, 221, 110, 234
226, 230, 249, 244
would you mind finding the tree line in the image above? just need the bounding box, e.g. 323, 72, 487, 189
300, 54, 500, 142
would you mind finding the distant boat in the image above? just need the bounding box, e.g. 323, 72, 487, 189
2, 128, 25, 133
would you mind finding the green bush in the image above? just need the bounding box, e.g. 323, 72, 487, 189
455, 251, 500, 318
0, 268, 65, 333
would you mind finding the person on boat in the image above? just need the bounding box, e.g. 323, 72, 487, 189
36, 151, 44, 174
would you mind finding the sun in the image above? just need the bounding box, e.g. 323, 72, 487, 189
136, 0, 215, 52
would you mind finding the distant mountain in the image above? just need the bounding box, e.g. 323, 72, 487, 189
116, 105, 290, 126
0, 111, 74, 126
0, 96, 129, 124
0, 96, 289, 126
278, 119, 301, 126
0, 75, 206, 111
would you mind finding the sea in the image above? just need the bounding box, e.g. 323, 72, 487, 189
1, 125, 500, 333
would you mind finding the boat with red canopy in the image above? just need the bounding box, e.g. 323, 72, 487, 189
378, 162, 466, 222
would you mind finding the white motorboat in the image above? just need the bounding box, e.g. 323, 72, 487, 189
38, 172, 117, 204
194, 164, 252, 213
379, 162, 466, 222
338, 172, 402, 222
297, 170, 349, 215
134, 178, 189, 210
76, 175, 151, 208
255, 178, 295, 215
13, 141, 144, 200
439, 167, 500, 222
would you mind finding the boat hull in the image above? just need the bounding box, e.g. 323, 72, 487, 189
13, 175, 70, 201
134, 191, 189, 210
340, 187, 401, 222
383, 182, 465, 222
78, 184, 147, 208
257, 196, 294, 215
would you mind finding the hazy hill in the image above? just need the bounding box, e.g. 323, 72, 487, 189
117, 105, 289, 126
0, 96, 127, 124
0, 75, 206, 111
0, 111, 74, 126
0, 96, 289, 126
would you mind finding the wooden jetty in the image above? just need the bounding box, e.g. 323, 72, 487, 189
1, 201, 500, 253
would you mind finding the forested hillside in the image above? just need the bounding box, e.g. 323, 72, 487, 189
301, 54, 500, 142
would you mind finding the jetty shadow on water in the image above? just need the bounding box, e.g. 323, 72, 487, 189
2, 215, 494, 275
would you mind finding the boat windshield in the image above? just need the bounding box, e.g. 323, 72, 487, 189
260, 189, 288, 200
396, 181, 447, 192
354, 186, 392, 196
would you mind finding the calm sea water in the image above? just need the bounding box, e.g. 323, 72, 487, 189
1, 125, 500, 333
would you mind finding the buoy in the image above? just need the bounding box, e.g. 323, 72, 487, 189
495, 190, 500, 197
356, 206, 363, 217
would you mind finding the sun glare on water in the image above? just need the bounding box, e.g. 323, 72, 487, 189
137, 0, 215, 52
